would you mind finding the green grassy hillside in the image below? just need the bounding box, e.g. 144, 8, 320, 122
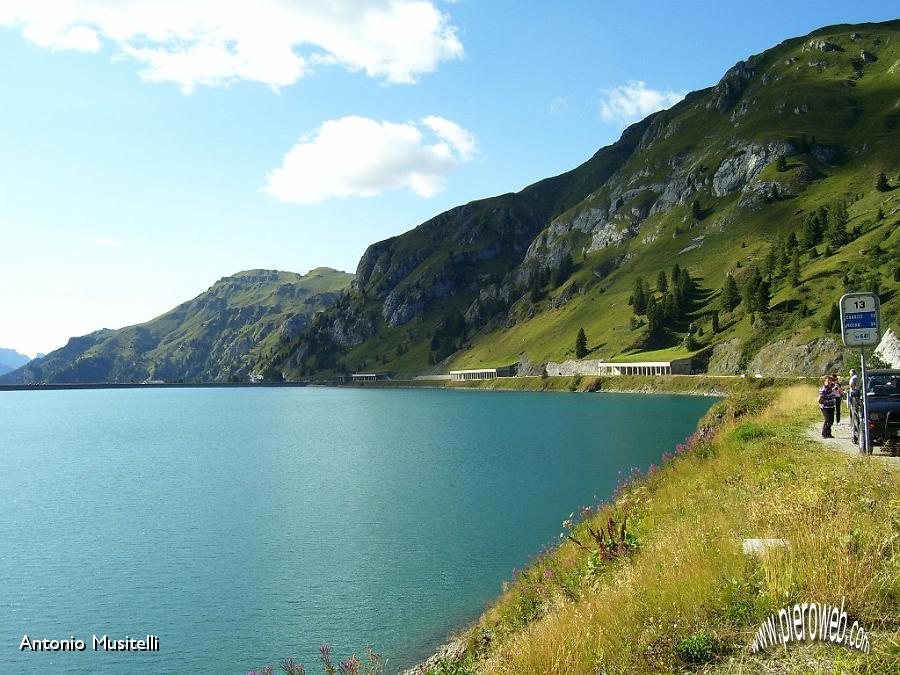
2, 268, 353, 384
271, 21, 900, 381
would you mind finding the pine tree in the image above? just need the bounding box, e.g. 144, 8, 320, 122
656, 269, 668, 293
823, 303, 840, 333
575, 328, 588, 358
632, 277, 648, 315
722, 274, 740, 312
786, 231, 798, 251
827, 202, 850, 247
790, 250, 801, 287
647, 301, 666, 337
765, 244, 777, 279
876, 172, 889, 192
691, 199, 702, 220
663, 292, 679, 325
756, 279, 771, 313
777, 155, 787, 172
742, 268, 763, 312
877, 207, 884, 221
801, 214, 821, 249
671, 264, 681, 290
711, 310, 720, 333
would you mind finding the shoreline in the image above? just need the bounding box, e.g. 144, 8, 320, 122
0, 374, 776, 397
0, 375, 748, 396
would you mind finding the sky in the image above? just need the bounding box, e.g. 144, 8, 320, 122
0, 1, 896, 357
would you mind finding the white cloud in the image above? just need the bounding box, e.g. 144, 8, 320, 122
263, 115, 476, 204
93, 237, 125, 249
599, 80, 685, 125
0, 1, 463, 92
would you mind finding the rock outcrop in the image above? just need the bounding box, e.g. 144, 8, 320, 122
875, 328, 900, 368
545, 359, 605, 376
707, 338, 743, 375
747, 336, 848, 377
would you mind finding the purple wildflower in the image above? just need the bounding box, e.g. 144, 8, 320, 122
281, 659, 305, 675
320, 644, 331, 660
339, 656, 360, 675
544, 569, 554, 579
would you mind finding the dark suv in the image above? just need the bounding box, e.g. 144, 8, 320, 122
856, 369, 900, 455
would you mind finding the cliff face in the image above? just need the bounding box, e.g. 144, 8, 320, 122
1, 268, 353, 384
876, 328, 900, 368
271, 20, 900, 380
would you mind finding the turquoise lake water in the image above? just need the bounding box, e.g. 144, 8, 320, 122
0, 387, 714, 674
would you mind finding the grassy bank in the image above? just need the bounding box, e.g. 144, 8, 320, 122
445, 374, 771, 397
422, 386, 899, 674
344, 374, 790, 397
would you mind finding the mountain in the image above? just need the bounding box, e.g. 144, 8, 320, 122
1, 268, 353, 384
0, 348, 32, 376
266, 20, 900, 380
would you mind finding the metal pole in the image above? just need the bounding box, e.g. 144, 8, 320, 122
860, 346, 871, 454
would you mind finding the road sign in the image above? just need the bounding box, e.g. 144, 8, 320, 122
840, 292, 881, 347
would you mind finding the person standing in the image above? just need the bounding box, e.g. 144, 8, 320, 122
831, 372, 843, 423
818, 376, 837, 438
847, 368, 859, 426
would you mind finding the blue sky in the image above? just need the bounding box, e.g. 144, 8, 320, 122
1, 1, 896, 356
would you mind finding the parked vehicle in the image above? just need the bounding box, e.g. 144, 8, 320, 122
856, 369, 900, 455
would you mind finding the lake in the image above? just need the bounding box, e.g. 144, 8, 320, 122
0, 386, 714, 673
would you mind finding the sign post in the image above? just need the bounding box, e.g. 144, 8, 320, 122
839, 292, 881, 454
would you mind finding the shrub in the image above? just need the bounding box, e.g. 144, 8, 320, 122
677, 631, 719, 664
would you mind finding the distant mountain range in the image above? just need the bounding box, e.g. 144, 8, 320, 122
0, 348, 32, 376
0, 268, 353, 384
5, 21, 899, 385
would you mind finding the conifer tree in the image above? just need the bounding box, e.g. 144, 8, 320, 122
790, 250, 801, 287
632, 277, 648, 315
801, 214, 821, 249
691, 199, 702, 220
742, 268, 764, 312
656, 269, 668, 293
786, 231, 798, 251
823, 303, 840, 333
575, 328, 588, 358
722, 274, 740, 312
711, 310, 720, 334
876, 172, 889, 192
755, 279, 771, 314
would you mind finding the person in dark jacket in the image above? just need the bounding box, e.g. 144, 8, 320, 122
831, 372, 843, 423
818, 376, 838, 438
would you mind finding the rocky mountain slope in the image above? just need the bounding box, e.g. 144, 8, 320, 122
266, 20, 900, 380
1, 268, 353, 384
